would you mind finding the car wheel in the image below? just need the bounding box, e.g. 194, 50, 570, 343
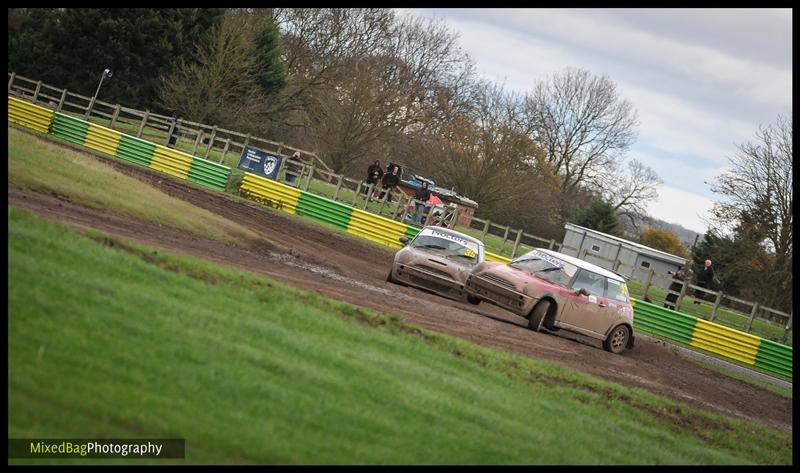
527, 300, 549, 332
603, 325, 630, 354
386, 268, 395, 283
467, 295, 481, 305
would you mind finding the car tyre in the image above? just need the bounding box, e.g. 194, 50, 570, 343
386, 268, 396, 284
527, 300, 549, 332
603, 325, 630, 354
467, 295, 481, 305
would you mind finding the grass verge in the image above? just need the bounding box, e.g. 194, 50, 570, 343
8, 125, 259, 245
8, 206, 791, 464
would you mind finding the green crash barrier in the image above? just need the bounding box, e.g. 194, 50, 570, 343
51, 112, 89, 145
755, 338, 793, 379
632, 298, 791, 380
297, 192, 354, 231
116, 134, 156, 168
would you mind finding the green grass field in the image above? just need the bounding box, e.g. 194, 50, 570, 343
8, 207, 792, 464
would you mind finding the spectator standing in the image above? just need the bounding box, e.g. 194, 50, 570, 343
285, 151, 302, 185
380, 165, 400, 202
694, 259, 715, 304
413, 181, 431, 224
365, 160, 383, 196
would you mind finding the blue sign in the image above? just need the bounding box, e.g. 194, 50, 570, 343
237, 146, 283, 180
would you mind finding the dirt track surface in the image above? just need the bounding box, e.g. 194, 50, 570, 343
8, 150, 792, 433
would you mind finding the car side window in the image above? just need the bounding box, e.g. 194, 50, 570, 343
571, 269, 606, 296
607, 278, 629, 303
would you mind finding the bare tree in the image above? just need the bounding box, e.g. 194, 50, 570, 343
278, 9, 474, 172
403, 81, 564, 239
602, 159, 662, 228
523, 67, 639, 195
711, 115, 792, 264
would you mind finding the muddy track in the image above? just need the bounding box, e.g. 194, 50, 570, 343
7, 144, 792, 433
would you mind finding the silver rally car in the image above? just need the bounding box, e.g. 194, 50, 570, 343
387, 226, 486, 302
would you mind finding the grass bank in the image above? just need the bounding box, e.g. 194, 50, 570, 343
8, 207, 791, 464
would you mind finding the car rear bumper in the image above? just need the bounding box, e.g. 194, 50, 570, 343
465, 274, 533, 316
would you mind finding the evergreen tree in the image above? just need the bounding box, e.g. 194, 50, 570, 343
572, 198, 622, 236
8, 8, 224, 111
252, 16, 286, 97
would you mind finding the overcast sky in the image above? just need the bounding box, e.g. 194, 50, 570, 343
402, 8, 792, 234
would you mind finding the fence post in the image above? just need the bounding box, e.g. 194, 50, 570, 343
164, 118, 177, 146
56, 89, 68, 112
137, 110, 150, 138
675, 279, 689, 313
110, 104, 120, 128
218, 138, 230, 165
781, 311, 793, 344
362, 183, 374, 210
746, 302, 760, 333
500, 225, 510, 252
32, 80, 42, 102
642, 268, 654, 300
204, 126, 218, 159
392, 194, 405, 221
332, 174, 343, 201
191, 130, 203, 155
8, 71, 16, 94
481, 219, 490, 240
549, 239, 556, 250
377, 185, 391, 215
612, 259, 622, 272
303, 165, 315, 191
709, 291, 723, 322
511, 229, 523, 259
579, 248, 587, 260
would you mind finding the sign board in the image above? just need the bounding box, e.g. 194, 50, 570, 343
237, 146, 282, 180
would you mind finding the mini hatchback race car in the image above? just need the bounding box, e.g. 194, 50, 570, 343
387, 226, 485, 302
465, 248, 635, 354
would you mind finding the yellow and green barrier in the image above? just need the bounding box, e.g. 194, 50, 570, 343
240, 172, 424, 250
631, 298, 792, 379
9, 105, 232, 192
8, 96, 55, 133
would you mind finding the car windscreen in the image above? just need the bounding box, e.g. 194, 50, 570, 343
509, 255, 577, 287
410, 234, 481, 266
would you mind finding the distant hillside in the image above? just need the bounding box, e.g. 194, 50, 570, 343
620, 214, 702, 250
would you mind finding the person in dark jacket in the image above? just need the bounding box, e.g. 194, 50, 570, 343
380, 165, 400, 202
364, 160, 383, 196
412, 181, 432, 224
285, 151, 302, 185
694, 259, 715, 303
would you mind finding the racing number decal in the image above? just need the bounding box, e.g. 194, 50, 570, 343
464, 248, 476, 258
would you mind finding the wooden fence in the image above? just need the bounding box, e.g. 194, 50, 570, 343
7, 72, 331, 173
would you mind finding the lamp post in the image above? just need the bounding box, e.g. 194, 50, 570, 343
84, 68, 113, 119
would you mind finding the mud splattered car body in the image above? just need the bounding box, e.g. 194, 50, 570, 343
387, 226, 485, 302
466, 248, 635, 353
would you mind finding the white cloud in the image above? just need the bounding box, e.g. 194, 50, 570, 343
646, 185, 716, 234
